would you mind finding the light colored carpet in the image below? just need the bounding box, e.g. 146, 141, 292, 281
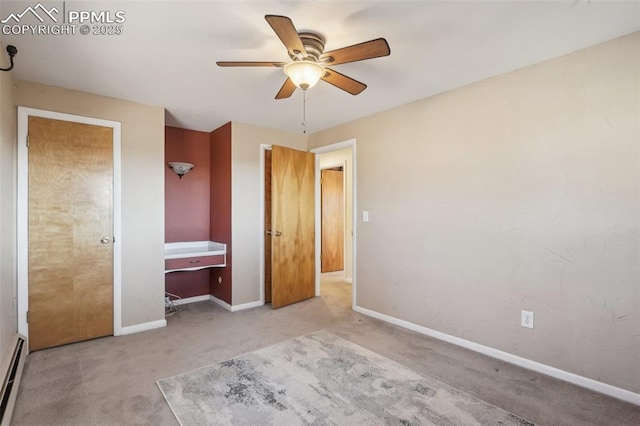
12, 279, 640, 425
158, 330, 534, 425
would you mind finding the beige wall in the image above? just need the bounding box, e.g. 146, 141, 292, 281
0, 38, 17, 359
230, 122, 307, 305
319, 148, 353, 281
14, 81, 166, 328
309, 33, 640, 393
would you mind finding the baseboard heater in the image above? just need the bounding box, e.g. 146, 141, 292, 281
0, 335, 27, 426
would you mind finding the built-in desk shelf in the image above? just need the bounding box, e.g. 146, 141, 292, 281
164, 241, 227, 273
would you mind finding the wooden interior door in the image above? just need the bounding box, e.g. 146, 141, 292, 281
270, 145, 315, 308
264, 149, 272, 303
321, 169, 344, 272
28, 116, 114, 351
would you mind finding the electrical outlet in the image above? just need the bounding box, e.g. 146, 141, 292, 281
521, 310, 534, 329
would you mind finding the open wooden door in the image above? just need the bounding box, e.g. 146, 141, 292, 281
321, 169, 344, 272
264, 149, 272, 303
28, 116, 114, 350
270, 145, 315, 308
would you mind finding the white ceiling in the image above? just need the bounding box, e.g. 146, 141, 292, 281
2, 1, 638, 134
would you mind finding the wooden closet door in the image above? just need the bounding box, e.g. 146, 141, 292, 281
28, 116, 114, 350
321, 169, 344, 272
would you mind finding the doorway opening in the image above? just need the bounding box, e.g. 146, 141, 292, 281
312, 140, 356, 309
259, 140, 356, 309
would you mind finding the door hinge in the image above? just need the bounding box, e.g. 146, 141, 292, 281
26, 311, 29, 323
26, 135, 29, 148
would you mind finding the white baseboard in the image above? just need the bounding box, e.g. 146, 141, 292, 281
172, 295, 211, 306
209, 296, 263, 312
210, 295, 232, 311
353, 305, 640, 406
230, 300, 263, 312
120, 319, 167, 336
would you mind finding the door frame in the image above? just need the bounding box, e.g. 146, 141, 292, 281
311, 139, 357, 309
259, 144, 271, 305
17, 107, 123, 340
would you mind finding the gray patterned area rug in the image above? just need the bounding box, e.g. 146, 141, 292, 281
157, 330, 534, 425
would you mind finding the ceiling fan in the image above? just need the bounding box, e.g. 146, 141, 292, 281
217, 15, 390, 99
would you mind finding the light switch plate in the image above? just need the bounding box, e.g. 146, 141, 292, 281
362, 211, 369, 222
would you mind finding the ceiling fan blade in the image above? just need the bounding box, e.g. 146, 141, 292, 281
322, 68, 367, 95
265, 15, 307, 58
320, 38, 390, 66
216, 61, 286, 67
275, 78, 297, 99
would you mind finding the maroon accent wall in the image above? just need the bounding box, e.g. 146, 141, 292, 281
165, 126, 211, 298
165, 126, 211, 242
165, 269, 210, 299
209, 122, 232, 304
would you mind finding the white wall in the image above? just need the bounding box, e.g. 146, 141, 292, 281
0, 37, 17, 360
14, 81, 166, 328
309, 33, 640, 393
230, 122, 307, 305
319, 148, 353, 281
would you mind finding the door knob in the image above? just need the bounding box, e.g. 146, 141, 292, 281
100, 237, 111, 244
266, 230, 282, 236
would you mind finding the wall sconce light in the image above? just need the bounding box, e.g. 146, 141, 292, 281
168, 162, 195, 179
0, 45, 17, 72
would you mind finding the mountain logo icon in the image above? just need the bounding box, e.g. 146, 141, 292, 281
1, 3, 59, 24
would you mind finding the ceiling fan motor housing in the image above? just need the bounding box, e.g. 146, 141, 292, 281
291, 32, 326, 62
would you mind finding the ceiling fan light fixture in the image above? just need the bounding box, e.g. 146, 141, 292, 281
284, 60, 325, 90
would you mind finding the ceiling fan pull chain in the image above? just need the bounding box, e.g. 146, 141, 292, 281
302, 90, 307, 134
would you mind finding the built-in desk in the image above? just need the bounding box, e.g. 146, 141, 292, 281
164, 241, 227, 273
